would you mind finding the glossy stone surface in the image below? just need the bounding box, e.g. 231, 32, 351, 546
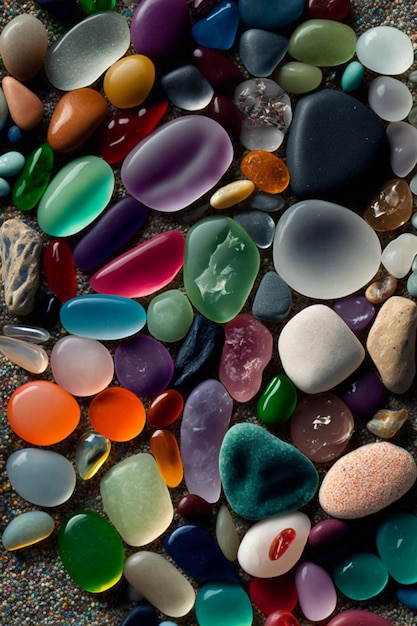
176, 493, 212, 522
12, 142, 54, 211
339, 367, 387, 419
233, 210, 275, 249
37, 156, 114, 237
273, 200, 381, 299
206, 95, 243, 140
100, 453, 173, 546
290, 393, 354, 463
192, 1, 239, 50
51, 335, 114, 397
43, 239, 76, 303
7, 380, 80, 445
90, 230, 185, 297
333, 553, 388, 600
333, 296, 375, 331
252, 271, 292, 322
367, 408, 409, 439
264, 611, 300, 626
58, 510, 124, 592
327, 611, 394, 626
365, 275, 397, 305
238, 0, 304, 28
381, 233, 417, 278
211, 181, 255, 210
44, 12, 130, 90
273, 62, 322, 95
147, 290, 193, 343
104, 55, 155, 109
150, 429, 183, 487
295, 562, 337, 621
181, 379, 233, 503
79, 0, 115, 12
161, 65, 214, 111
341, 60, 364, 92
147, 389, 184, 428
368, 76, 413, 122
2, 511, 55, 551
7, 447, 76, 506
124, 551, 195, 617
239, 30, 288, 77
164, 524, 239, 581
0, 336, 48, 374
356, 26, 414, 75
376, 513, 417, 584
241, 150, 290, 193
238, 512, 311, 578
319, 442, 417, 518
257, 375, 297, 426
0, 151, 24, 177
193, 46, 244, 94
363, 179, 412, 231
288, 19, 356, 66
219, 313, 272, 402
89, 387, 146, 442
386, 121, 417, 177
121, 116, 233, 212
0, 14, 48, 81
2, 76, 44, 130
219, 423, 319, 520
195, 582, 252, 626
183, 216, 259, 323
250, 574, 298, 616
115, 334, 173, 396
308, 519, 352, 552
75, 431, 111, 479
60, 295, 146, 340
2, 323, 50, 344
306, 0, 351, 19
216, 504, 240, 561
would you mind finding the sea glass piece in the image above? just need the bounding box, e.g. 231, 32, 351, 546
176, 494, 212, 522
295, 562, 337, 621
211, 181, 255, 210
115, 334, 173, 396
288, 19, 356, 66
0, 336, 48, 374
147, 389, 184, 428
250, 574, 298, 615
43, 239, 76, 303
103, 54, 155, 109
241, 150, 290, 193
239, 0, 304, 28
273, 200, 381, 299
58, 510, 124, 592
341, 60, 364, 92
363, 178, 413, 231
369, 76, 413, 122
60, 294, 146, 340
376, 513, 417, 584
333, 553, 389, 600
233, 210, 275, 248
367, 408, 409, 439
2, 76, 44, 130
0, 151, 25, 177
2, 511, 55, 551
7, 380, 80, 445
44, 11, 130, 90
89, 387, 146, 442
257, 374, 297, 426
161, 65, 214, 111
264, 611, 300, 626
239, 29, 288, 77
147, 290, 193, 343
333, 295, 375, 331
195, 582, 252, 626
0, 14, 48, 81
273, 61, 322, 95
181, 379, 233, 503
216, 504, 240, 561
192, 1, 239, 50
12, 142, 54, 211
386, 121, 417, 177
75, 431, 111, 479
365, 275, 397, 305
2, 323, 50, 344
150, 429, 183, 488
381, 233, 417, 278
356, 26, 414, 75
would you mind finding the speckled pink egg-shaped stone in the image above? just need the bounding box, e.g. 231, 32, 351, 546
319, 441, 417, 519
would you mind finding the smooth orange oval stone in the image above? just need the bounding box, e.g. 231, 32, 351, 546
103, 54, 156, 109
88, 387, 146, 442
147, 389, 184, 428
7, 380, 80, 446
2, 76, 44, 130
363, 178, 413, 231
150, 429, 184, 488
47, 88, 108, 153
241, 150, 290, 193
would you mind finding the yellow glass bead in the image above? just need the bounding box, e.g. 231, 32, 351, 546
210, 179, 255, 209
103, 54, 155, 109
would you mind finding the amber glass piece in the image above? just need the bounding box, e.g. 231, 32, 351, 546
241, 150, 290, 193
147, 389, 184, 428
150, 429, 183, 488
363, 178, 413, 231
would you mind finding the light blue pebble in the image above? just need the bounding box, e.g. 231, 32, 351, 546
341, 61, 365, 92
407, 271, 417, 297
396, 587, 417, 609
2, 510, 55, 550
0, 151, 25, 177
8, 125, 24, 144
0, 177, 10, 197
0, 87, 8, 131
159, 622, 178, 626
412, 211, 417, 229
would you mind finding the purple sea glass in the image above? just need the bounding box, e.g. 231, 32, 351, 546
180, 379, 233, 503
295, 561, 337, 622
339, 367, 387, 419
333, 295, 375, 331
115, 335, 174, 396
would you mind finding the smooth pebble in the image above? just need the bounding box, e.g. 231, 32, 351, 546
2, 511, 55, 551
356, 25, 414, 75
368, 76, 413, 122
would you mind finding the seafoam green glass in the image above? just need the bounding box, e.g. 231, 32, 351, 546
147, 289, 194, 343
12, 142, 54, 211
288, 19, 357, 67
195, 582, 253, 626
376, 512, 417, 584
333, 552, 388, 600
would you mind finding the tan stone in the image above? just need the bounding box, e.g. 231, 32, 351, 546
2, 76, 44, 130
0, 14, 48, 82
366, 295, 417, 394
365, 274, 397, 304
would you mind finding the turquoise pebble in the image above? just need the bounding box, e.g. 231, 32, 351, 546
7, 125, 24, 144
0, 177, 10, 197
396, 587, 417, 609
239, 0, 304, 29
412, 211, 417, 229
2, 510, 55, 550
0, 151, 25, 177
376, 512, 417, 584
333, 553, 388, 600
407, 271, 417, 297
60, 294, 146, 340
0, 87, 8, 130
147, 289, 193, 342
195, 582, 253, 626
341, 61, 365, 92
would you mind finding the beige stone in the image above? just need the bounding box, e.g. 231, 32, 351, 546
366, 295, 417, 394
0, 218, 42, 316
2, 76, 44, 131
0, 14, 48, 82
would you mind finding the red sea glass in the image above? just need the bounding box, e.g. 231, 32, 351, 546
43, 239, 76, 303
147, 389, 184, 428
249, 573, 298, 615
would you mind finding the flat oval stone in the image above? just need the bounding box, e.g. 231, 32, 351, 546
90, 230, 185, 297
216, 504, 240, 561
37, 156, 114, 237
7, 380, 80, 445
12, 142, 54, 211
2, 511, 55, 551
363, 178, 413, 231
356, 26, 414, 75
150, 429, 183, 487
219, 423, 319, 520
376, 513, 417, 584
333, 553, 388, 600
387, 121, 417, 177
7, 447, 76, 506
89, 387, 146, 442
0, 151, 25, 177
3, 323, 50, 344
0, 14, 48, 81
252, 271, 292, 322
210, 180, 255, 210
238, 0, 304, 29
124, 551, 195, 617
181, 379, 233, 503
104, 54, 155, 109
278, 305, 365, 394
196, 582, 252, 626
2, 76, 44, 131
239, 29, 288, 77
147, 289, 193, 343
219, 313, 272, 402
192, 1, 239, 50
237, 512, 311, 578
233, 210, 275, 249
183, 216, 260, 323
241, 150, 290, 193
333, 295, 375, 331
273, 200, 381, 299
47, 88, 108, 152
101, 453, 173, 546
327, 610, 394, 626
60, 294, 146, 340
58, 510, 124, 592
257, 374, 297, 426
147, 389, 184, 428
75, 431, 111, 479
319, 441, 417, 518
43, 239, 76, 304
368, 76, 413, 122
161, 65, 214, 111
115, 334, 173, 396
288, 19, 356, 66
121, 116, 233, 212
308, 519, 352, 552
273, 62, 322, 94
44, 11, 130, 90
51, 335, 114, 397
295, 562, 337, 621
0, 336, 48, 374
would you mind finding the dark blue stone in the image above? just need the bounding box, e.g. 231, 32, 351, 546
233, 210, 275, 249
396, 588, 417, 610
252, 271, 292, 322
7, 125, 24, 145
192, 1, 240, 50
239, 0, 304, 29
239, 29, 288, 77
120, 605, 159, 626
164, 525, 239, 582
286, 89, 391, 203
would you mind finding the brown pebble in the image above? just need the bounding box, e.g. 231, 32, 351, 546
365, 274, 397, 304
0, 14, 48, 82
47, 88, 109, 153
366, 408, 409, 438
363, 179, 413, 232
2, 76, 44, 130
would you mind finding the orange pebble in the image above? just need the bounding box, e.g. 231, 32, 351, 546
241, 150, 290, 193
88, 387, 146, 442
7, 380, 80, 446
103, 54, 155, 109
150, 429, 184, 488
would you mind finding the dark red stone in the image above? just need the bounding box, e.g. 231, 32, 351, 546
306, 0, 351, 20
147, 389, 184, 428
269, 528, 296, 560
176, 493, 212, 522
192, 46, 244, 93
43, 239, 76, 304
249, 573, 297, 615
206, 95, 242, 139
265, 611, 300, 626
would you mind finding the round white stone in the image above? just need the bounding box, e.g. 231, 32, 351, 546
368, 76, 413, 122
386, 121, 417, 178
381, 233, 417, 279
239, 125, 285, 151
273, 200, 381, 299
356, 26, 414, 75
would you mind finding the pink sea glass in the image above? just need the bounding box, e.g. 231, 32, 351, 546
219, 313, 273, 402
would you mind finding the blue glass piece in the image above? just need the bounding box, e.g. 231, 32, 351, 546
192, 1, 240, 50
7, 125, 24, 145
164, 524, 239, 582
120, 605, 159, 626
396, 588, 417, 610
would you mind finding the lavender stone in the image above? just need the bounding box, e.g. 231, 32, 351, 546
333, 295, 375, 332
115, 335, 173, 396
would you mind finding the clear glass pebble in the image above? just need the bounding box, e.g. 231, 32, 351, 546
235, 78, 292, 133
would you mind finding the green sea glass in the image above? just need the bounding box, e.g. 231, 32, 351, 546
12, 142, 53, 211
257, 374, 298, 426
79, 0, 116, 14
195, 582, 253, 626
376, 512, 417, 584
288, 19, 357, 67
333, 553, 388, 600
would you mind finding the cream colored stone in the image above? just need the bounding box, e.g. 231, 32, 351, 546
124, 551, 195, 617
210, 179, 255, 209
366, 296, 417, 394
216, 504, 240, 561
0, 336, 48, 374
